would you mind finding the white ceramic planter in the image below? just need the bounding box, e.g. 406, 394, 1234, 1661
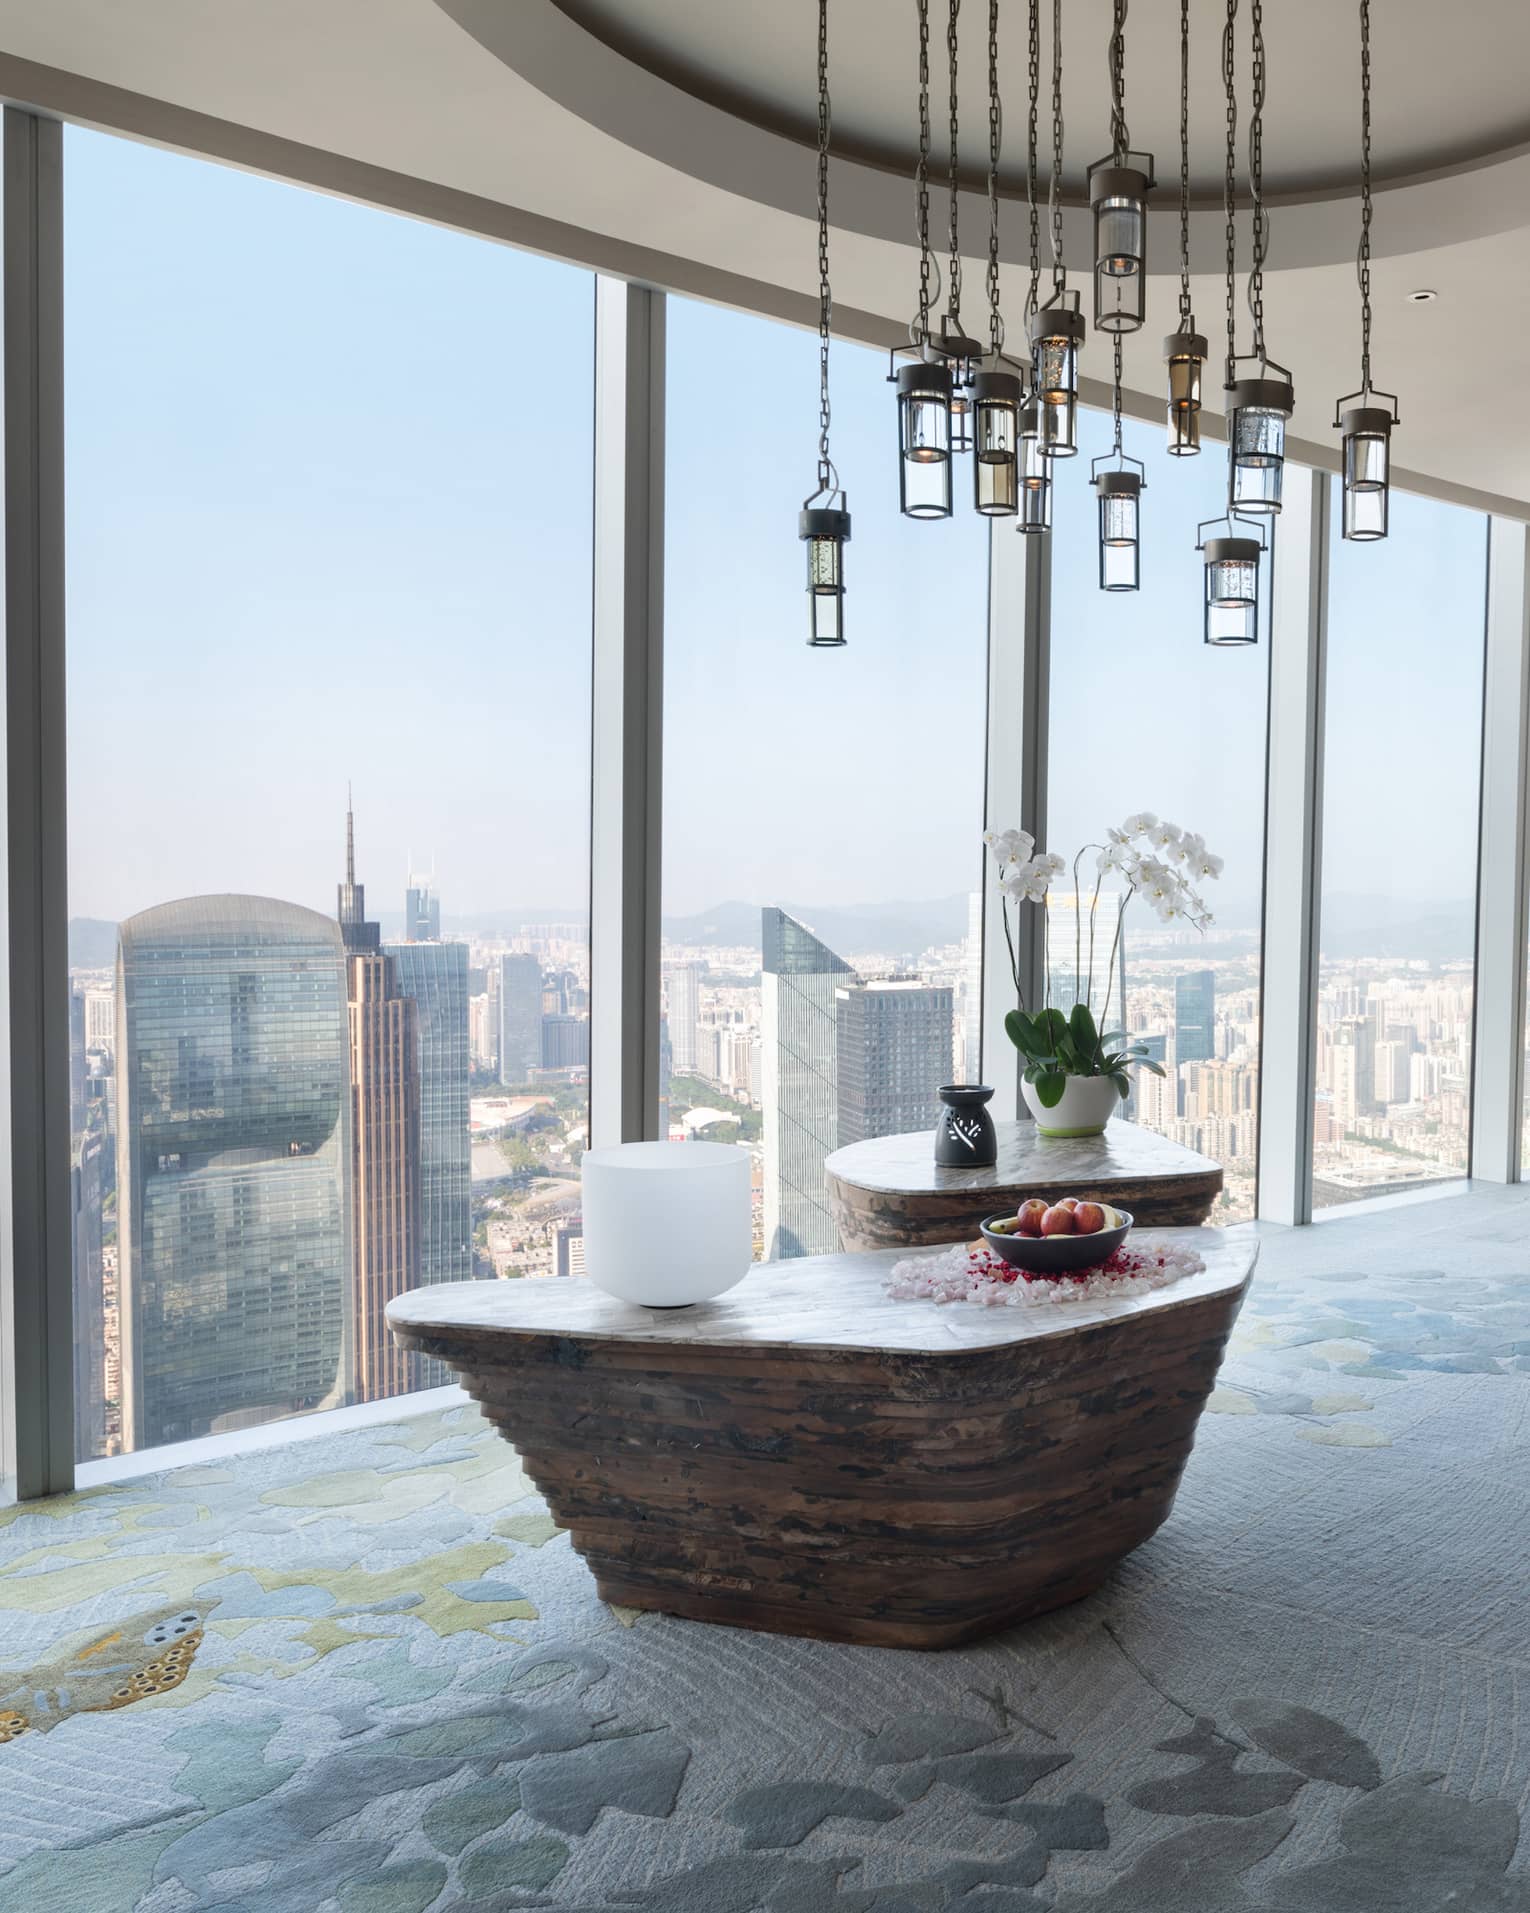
1021, 1073, 1121, 1139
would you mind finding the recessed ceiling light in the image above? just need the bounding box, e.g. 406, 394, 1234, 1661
1406, 288, 1438, 303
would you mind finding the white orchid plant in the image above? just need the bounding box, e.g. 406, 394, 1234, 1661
983, 813, 1224, 1111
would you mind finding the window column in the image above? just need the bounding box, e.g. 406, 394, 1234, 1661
589, 277, 664, 1148
981, 523, 1050, 1121
1257, 466, 1328, 1225
2, 107, 72, 1497
1470, 517, 1530, 1183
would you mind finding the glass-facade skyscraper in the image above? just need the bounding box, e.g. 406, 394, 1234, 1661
835, 979, 953, 1147
761, 907, 852, 1260
1175, 969, 1217, 1065
387, 938, 472, 1289
498, 951, 543, 1085
115, 895, 350, 1450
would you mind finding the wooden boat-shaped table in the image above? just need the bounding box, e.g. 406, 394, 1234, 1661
387, 1225, 1256, 1649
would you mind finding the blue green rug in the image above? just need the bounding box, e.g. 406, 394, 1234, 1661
3, 1189, 1528, 1910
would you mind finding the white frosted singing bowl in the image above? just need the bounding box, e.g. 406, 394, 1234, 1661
580, 1141, 752, 1307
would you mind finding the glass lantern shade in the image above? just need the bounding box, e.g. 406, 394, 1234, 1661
1028, 304, 1085, 458
895, 360, 954, 518
1227, 375, 1295, 514
1164, 328, 1207, 456
1202, 534, 1261, 646
1089, 160, 1152, 333
1016, 399, 1052, 533
1095, 471, 1142, 592
1340, 405, 1392, 541
971, 369, 1021, 516
799, 505, 850, 647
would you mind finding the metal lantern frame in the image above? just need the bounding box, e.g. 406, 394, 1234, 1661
800, 490, 851, 648
889, 348, 956, 519
1225, 354, 1296, 516
1333, 385, 1399, 543
1015, 394, 1053, 534
933, 313, 984, 455
1028, 289, 1086, 459
1088, 150, 1155, 335
1092, 452, 1146, 593
971, 359, 1024, 517
1165, 323, 1209, 456
1196, 511, 1266, 647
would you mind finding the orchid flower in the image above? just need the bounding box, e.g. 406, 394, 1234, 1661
1121, 811, 1159, 839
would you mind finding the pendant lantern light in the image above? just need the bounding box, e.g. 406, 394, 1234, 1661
1016, 397, 1053, 533
1087, 0, 1152, 335
936, 0, 983, 456
1197, 514, 1265, 646
1333, 0, 1398, 540
1028, 0, 1082, 459
890, 0, 954, 519
1223, 0, 1294, 517
971, 0, 1022, 517
1092, 339, 1145, 591
1013, 0, 1051, 535
1165, 0, 1206, 454
799, 0, 849, 646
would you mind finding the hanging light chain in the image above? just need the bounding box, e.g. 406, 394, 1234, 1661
1357, 0, 1373, 392
916, 0, 933, 343
1109, 0, 1129, 164
816, 0, 833, 488
947, 0, 962, 318
1112, 334, 1124, 456
986, 0, 1003, 354
1026, 0, 1041, 317
1247, 0, 1268, 363
1048, 0, 1065, 290
1178, 0, 1192, 321
1222, 0, 1239, 384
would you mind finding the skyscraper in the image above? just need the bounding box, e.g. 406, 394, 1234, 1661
405, 871, 441, 942
71, 1127, 109, 1461
666, 962, 703, 1075
116, 896, 350, 1451
836, 979, 954, 1147
498, 952, 543, 1085
761, 907, 852, 1260
387, 938, 472, 1292
1174, 970, 1216, 1065
339, 806, 421, 1403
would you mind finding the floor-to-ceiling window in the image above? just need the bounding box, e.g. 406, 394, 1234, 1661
1313, 488, 1488, 1208
64, 129, 593, 1460
662, 298, 989, 1259
1047, 409, 1270, 1221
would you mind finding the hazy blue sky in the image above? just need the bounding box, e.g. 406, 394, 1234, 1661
65, 126, 1486, 939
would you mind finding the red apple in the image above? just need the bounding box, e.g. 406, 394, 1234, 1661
1073, 1201, 1106, 1235
1040, 1203, 1077, 1236
1055, 1197, 1079, 1212
1015, 1198, 1049, 1237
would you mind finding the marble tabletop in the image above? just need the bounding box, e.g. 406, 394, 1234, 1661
824, 1118, 1221, 1197
387, 1225, 1257, 1358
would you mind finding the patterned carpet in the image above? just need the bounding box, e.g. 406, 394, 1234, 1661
3, 1187, 1528, 1912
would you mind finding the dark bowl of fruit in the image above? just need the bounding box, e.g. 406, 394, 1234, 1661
980, 1198, 1133, 1275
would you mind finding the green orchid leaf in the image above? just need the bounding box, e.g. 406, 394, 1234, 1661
1100, 1030, 1129, 1047
1034, 1070, 1067, 1109
1038, 1007, 1068, 1046
1069, 1001, 1098, 1058
1006, 1008, 1039, 1055
1111, 1072, 1132, 1101
1138, 1060, 1167, 1078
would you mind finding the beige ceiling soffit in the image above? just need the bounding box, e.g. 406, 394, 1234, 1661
442, 0, 1530, 274
0, 51, 1524, 524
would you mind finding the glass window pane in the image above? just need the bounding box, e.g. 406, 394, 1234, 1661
662, 299, 988, 1260
65, 130, 593, 1460
1314, 489, 1486, 1208
1048, 410, 1270, 1221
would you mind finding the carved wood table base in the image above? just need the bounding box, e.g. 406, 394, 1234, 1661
388, 1227, 1256, 1650
825, 1119, 1225, 1252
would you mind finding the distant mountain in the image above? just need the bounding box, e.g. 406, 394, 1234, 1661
663, 896, 973, 962
1318, 894, 1475, 964
69, 919, 119, 969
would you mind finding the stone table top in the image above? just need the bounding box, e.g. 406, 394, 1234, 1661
387, 1224, 1257, 1359
824, 1117, 1220, 1198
